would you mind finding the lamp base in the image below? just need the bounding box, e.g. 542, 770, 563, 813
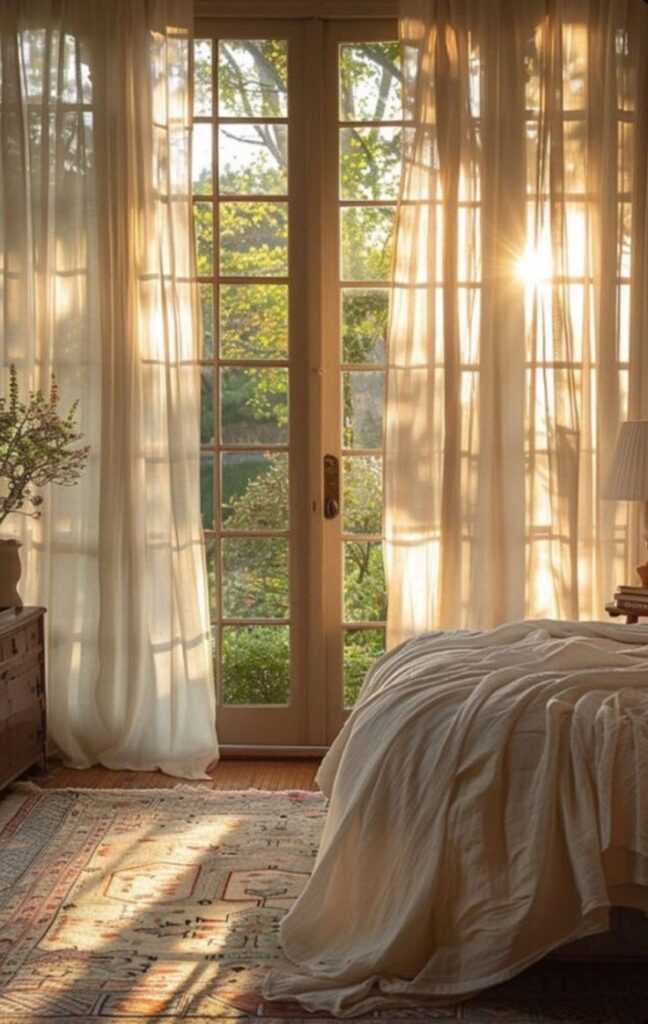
637, 503, 648, 586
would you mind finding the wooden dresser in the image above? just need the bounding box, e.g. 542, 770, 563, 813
0, 607, 46, 792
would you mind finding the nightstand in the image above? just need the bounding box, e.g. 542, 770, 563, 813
0, 607, 47, 791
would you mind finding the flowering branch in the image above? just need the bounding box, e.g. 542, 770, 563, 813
0, 365, 90, 528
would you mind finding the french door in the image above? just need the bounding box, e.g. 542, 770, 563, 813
193, 16, 401, 749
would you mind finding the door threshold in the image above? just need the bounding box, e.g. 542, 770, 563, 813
219, 745, 328, 759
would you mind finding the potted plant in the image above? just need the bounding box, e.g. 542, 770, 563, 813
0, 366, 90, 608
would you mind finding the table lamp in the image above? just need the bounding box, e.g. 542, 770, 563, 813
602, 420, 648, 586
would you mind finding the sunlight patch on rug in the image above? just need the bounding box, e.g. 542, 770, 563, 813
0, 786, 322, 1021
0, 784, 647, 1023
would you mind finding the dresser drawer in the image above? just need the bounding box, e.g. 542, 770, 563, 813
0, 661, 44, 715
0, 700, 45, 781
0, 619, 41, 664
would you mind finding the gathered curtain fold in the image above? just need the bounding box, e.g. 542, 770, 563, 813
385, 0, 648, 646
0, 0, 218, 777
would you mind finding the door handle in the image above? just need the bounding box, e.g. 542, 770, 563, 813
324, 497, 339, 519
323, 454, 340, 520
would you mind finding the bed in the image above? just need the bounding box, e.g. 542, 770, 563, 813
263, 620, 648, 1017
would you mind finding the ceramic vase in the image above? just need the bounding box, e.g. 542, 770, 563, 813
0, 539, 23, 608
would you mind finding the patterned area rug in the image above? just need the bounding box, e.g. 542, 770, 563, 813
0, 785, 647, 1024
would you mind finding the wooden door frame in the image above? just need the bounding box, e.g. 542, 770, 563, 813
194, 13, 398, 755
194, 18, 318, 752
321, 18, 398, 744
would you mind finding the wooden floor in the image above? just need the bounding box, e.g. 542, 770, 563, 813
40, 758, 321, 791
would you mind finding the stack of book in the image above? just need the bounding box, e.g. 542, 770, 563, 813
610, 585, 648, 613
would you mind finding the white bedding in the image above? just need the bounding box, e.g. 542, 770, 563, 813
263, 620, 648, 1016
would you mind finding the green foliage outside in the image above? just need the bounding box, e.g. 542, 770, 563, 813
344, 630, 385, 707
222, 536, 289, 619
224, 455, 287, 530
222, 626, 290, 704
342, 289, 388, 363
194, 40, 400, 705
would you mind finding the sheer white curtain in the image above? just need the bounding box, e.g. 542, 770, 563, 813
385, 0, 648, 646
0, 0, 218, 777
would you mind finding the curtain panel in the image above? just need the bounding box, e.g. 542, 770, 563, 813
385, 0, 648, 645
0, 0, 218, 776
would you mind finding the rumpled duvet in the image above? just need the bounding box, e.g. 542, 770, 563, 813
263, 620, 648, 1016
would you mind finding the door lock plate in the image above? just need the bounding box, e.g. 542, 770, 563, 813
323, 454, 340, 519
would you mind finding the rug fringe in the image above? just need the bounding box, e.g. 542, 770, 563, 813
11, 782, 323, 798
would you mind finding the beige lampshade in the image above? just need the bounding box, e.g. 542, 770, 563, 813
602, 420, 648, 500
